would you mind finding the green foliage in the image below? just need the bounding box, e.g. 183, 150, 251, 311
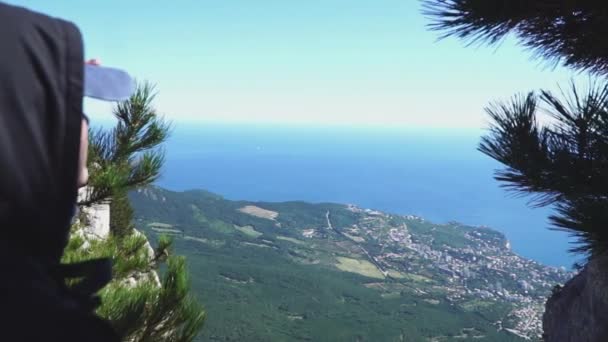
62, 229, 152, 280
98, 257, 205, 342
134, 256, 206, 342
81, 82, 171, 206
63, 227, 205, 341
112, 234, 153, 279
96, 283, 151, 339
68, 83, 203, 341
111, 191, 135, 237
154, 234, 173, 263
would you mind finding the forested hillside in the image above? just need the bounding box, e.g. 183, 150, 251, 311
130, 186, 570, 341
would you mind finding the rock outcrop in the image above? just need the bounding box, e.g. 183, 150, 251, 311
75, 186, 161, 288
543, 254, 608, 342
75, 187, 111, 249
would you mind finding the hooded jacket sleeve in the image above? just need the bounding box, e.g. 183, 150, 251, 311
0, 3, 84, 264
0, 4, 120, 341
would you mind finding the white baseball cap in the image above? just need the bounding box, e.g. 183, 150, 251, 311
84, 64, 135, 101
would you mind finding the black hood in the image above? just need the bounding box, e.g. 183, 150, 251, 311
0, 3, 84, 264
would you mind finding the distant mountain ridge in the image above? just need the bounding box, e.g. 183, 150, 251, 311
129, 186, 572, 341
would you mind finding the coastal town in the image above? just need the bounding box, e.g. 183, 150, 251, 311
318, 204, 573, 340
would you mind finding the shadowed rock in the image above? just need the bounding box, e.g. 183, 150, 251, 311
543, 254, 608, 342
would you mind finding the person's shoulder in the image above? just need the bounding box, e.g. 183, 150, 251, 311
0, 2, 81, 44
0, 2, 54, 25
0, 2, 80, 32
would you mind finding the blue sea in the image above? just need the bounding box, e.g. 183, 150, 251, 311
157, 123, 577, 268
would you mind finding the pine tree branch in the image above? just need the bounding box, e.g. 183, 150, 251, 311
79, 81, 171, 207
422, 0, 608, 75
479, 80, 608, 258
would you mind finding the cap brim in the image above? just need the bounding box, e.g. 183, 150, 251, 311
84, 64, 135, 101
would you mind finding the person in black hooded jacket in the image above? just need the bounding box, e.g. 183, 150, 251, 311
0, 3, 134, 341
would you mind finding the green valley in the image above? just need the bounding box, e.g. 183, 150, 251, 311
129, 187, 571, 341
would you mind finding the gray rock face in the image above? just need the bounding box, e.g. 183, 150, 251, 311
543, 254, 608, 342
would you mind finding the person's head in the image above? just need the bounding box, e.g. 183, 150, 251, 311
0, 3, 134, 263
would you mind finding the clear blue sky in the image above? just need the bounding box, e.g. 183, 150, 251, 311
10, 0, 584, 128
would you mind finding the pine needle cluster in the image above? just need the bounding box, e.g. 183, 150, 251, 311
423, 0, 608, 261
